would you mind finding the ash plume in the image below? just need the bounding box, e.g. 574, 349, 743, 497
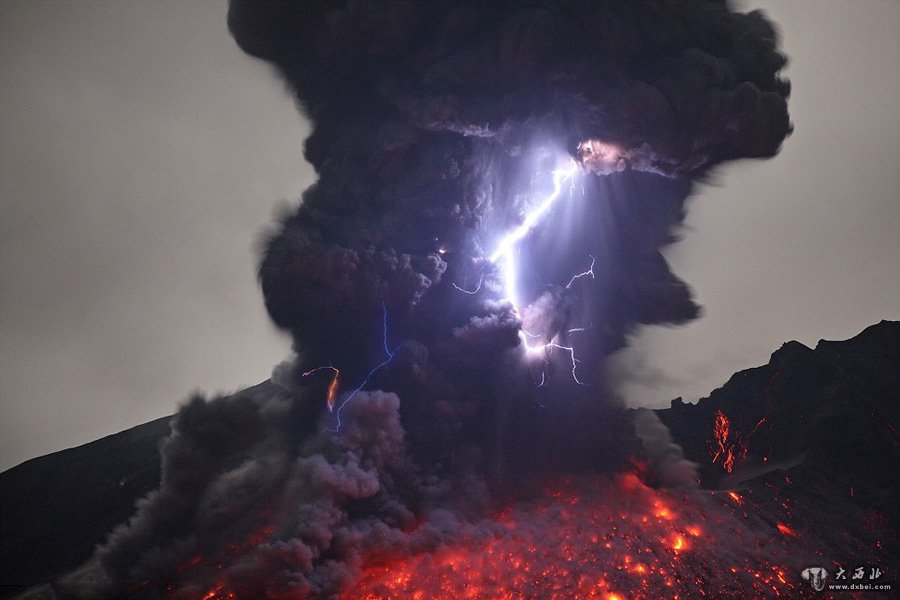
233, 0, 791, 375
633, 408, 699, 489
227, 0, 789, 478
77, 1, 792, 597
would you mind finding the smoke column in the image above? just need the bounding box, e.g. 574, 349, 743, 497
79, 1, 792, 597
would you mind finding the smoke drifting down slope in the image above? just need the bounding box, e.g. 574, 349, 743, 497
81, 1, 794, 597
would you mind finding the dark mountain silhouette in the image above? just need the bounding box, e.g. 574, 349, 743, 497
660, 319, 899, 493
2, 323, 897, 598
0, 382, 279, 599
658, 320, 899, 575
0, 416, 169, 598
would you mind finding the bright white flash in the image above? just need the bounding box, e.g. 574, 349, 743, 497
490, 159, 579, 314
489, 159, 588, 370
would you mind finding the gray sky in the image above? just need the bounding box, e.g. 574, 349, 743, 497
1, 0, 898, 471
610, 0, 900, 406
0, 0, 311, 470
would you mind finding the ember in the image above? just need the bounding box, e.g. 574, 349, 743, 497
776, 523, 797, 538
708, 410, 748, 473
200, 585, 235, 600
346, 475, 799, 600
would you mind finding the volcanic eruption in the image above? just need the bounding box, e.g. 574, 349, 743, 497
56, 1, 889, 598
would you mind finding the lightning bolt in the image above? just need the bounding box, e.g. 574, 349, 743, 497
327, 302, 399, 432
544, 342, 585, 385
448, 156, 593, 387
565, 254, 595, 289
486, 158, 598, 387
490, 159, 579, 314
452, 275, 484, 295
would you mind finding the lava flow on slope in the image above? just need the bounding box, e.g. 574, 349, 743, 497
345, 474, 799, 600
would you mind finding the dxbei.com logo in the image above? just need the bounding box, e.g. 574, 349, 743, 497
802, 564, 891, 593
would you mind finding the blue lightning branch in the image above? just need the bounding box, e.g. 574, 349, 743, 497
565, 254, 595, 289
324, 302, 399, 432
452, 275, 484, 295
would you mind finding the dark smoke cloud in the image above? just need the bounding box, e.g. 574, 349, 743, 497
229, 0, 789, 469
230, 0, 789, 382
79, 1, 791, 596
77, 387, 491, 598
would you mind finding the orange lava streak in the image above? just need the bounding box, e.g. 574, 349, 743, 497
708, 410, 747, 473
200, 584, 235, 600
776, 523, 797, 538
326, 369, 340, 412
302, 366, 341, 412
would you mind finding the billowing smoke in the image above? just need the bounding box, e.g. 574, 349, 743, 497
77, 1, 792, 597
236, 0, 791, 371
230, 0, 789, 477
633, 408, 699, 489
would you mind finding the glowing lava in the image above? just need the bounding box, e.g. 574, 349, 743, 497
346, 475, 799, 600
200, 585, 234, 600
150, 471, 821, 599
776, 523, 797, 538
301, 366, 340, 412
708, 409, 748, 473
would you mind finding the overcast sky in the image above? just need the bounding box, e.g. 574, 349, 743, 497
1, 0, 898, 471
611, 0, 900, 406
